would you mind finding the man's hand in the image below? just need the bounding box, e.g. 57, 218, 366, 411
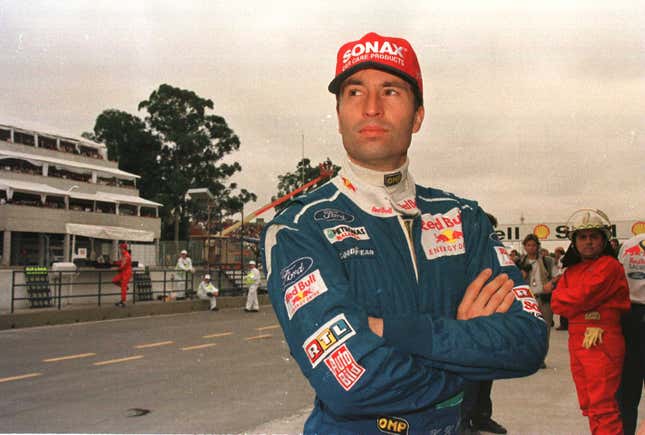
457, 269, 515, 320
368, 317, 383, 337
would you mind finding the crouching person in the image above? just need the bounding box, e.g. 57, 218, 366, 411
197, 274, 219, 311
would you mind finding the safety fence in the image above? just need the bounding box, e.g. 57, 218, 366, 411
10, 266, 263, 313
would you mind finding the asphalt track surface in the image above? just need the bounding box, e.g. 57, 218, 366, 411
1, 308, 643, 434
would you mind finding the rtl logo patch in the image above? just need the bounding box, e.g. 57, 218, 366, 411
421, 207, 465, 260
324, 344, 365, 391
377, 416, 409, 435
284, 269, 328, 319
303, 314, 356, 367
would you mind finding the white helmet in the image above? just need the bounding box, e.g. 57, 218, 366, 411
204, 274, 211, 280
565, 208, 612, 240
180, 250, 188, 255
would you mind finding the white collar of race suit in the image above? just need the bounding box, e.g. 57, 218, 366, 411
333, 158, 420, 217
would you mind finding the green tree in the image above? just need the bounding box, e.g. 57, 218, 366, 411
272, 158, 340, 213
86, 84, 256, 241
86, 109, 162, 200
138, 84, 256, 240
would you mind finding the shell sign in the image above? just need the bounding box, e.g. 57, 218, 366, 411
631, 221, 645, 235
533, 224, 550, 239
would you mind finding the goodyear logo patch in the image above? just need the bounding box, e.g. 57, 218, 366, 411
494, 246, 516, 267
280, 257, 314, 288
420, 208, 465, 260
314, 208, 355, 223
339, 246, 375, 260
377, 416, 409, 435
324, 225, 370, 244
284, 269, 328, 319
303, 314, 356, 367
324, 344, 365, 391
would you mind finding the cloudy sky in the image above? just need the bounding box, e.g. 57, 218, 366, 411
0, 0, 643, 225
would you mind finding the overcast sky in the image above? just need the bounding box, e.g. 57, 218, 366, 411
0, 0, 643, 225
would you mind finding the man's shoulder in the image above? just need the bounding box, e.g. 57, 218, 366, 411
415, 184, 480, 212
268, 181, 343, 228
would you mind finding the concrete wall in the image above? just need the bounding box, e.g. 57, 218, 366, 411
0, 204, 160, 237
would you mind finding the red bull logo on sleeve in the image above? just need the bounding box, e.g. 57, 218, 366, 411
284, 269, 328, 319
421, 208, 465, 260
303, 314, 356, 367
494, 246, 516, 267
324, 344, 366, 391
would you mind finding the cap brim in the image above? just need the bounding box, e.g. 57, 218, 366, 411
328, 62, 422, 104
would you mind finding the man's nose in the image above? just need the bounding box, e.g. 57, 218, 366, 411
363, 92, 383, 117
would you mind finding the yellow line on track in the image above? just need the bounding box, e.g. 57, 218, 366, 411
202, 331, 233, 339
43, 352, 96, 363
0, 372, 43, 383
93, 356, 144, 366
181, 343, 217, 351
134, 341, 174, 349
256, 324, 280, 331
245, 334, 273, 341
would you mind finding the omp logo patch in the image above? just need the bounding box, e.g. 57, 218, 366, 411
314, 208, 355, 223
494, 246, 516, 267
377, 416, 409, 435
420, 208, 465, 260
284, 269, 328, 319
280, 257, 314, 287
512, 285, 543, 320
324, 225, 370, 244
303, 314, 356, 367
383, 172, 402, 186
324, 344, 365, 391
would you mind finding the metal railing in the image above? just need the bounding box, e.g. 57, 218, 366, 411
10, 265, 265, 313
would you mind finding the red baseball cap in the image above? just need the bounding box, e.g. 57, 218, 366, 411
328, 32, 423, 104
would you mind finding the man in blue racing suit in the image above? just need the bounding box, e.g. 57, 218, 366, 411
261, 32, 547, 434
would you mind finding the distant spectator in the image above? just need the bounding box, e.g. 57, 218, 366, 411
243, 260, 261, 312
553, 246, 569, 331
112, 243, 131, 307
174, 249, 194, 299
518, 234, 555, 368
617, 232, 645, 435
610, 238, 620, 256
197, 274, 219, 311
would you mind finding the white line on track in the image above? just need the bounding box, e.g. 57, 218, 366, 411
0, 372, 43, 383
202, 331, 233, 339
256, 324, 280, 331
245, 334, 272, 341
134, 341, 174, 349
43, 352, 96, 362
181, 343, 217, 351
93, 355, 144, 366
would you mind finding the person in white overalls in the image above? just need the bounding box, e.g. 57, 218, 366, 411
244, 260, 261, 312
197, 274, 219, 311
174, 249, 194, 299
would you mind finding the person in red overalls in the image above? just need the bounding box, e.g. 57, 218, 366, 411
549, 209, 630, 435
112, 242, 132, 307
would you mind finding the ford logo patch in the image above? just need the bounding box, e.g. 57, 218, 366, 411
280, 257, 314, 287
314, 208, 355, 223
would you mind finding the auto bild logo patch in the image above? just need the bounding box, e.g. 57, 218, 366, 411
420, 208, 465, 260
324, 344, 365, 391
314, 208, 355, 223
280, 257, 314, 288
284, 269, 328, 319
303, 313, 356, 367
324, 225, 370, 244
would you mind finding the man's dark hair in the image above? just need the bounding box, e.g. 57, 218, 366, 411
522, 234, 541, 247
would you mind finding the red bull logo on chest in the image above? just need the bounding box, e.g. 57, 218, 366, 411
421, 207, 465, 260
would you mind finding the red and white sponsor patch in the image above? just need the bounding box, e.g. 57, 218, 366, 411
284, 269, 328, 319
512, 285, 543, 319
324, 344, 365, 391
494, 246, 515, 267
420, 208, 465, 260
